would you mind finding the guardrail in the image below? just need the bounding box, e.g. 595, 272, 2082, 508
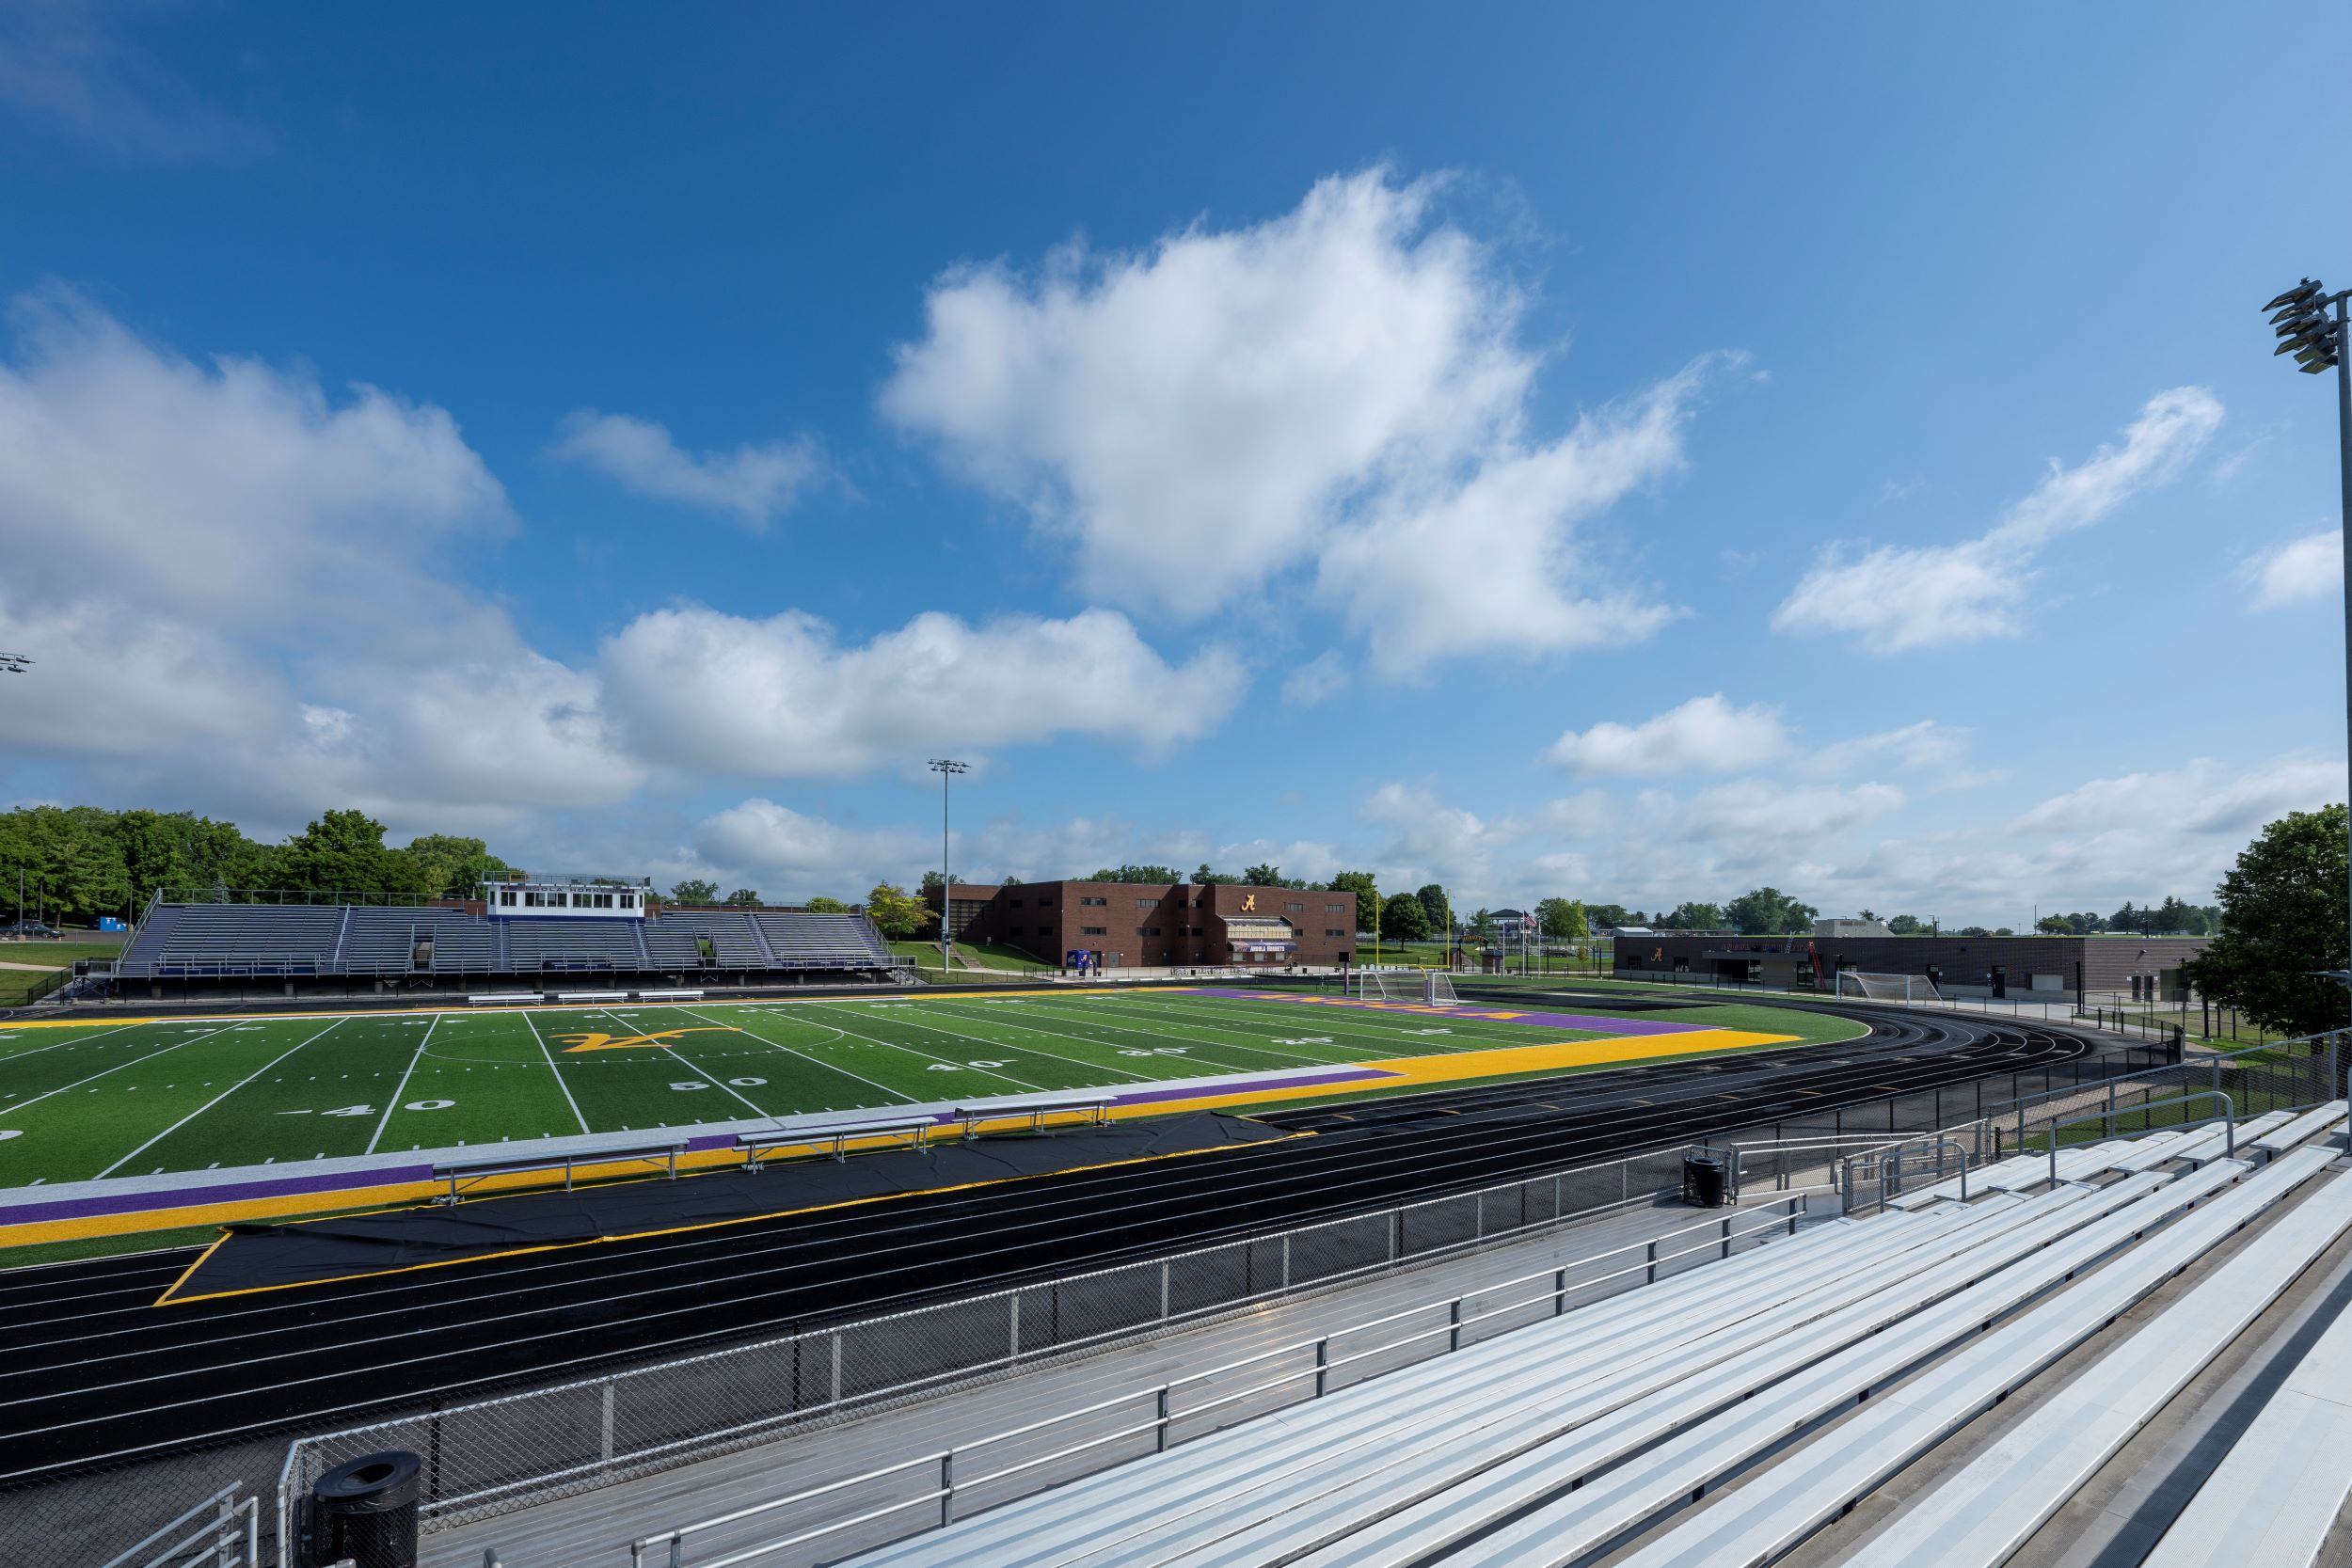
100, 1483, 259, 1568
625, 1195, 1810, 1568
1841, 1133, 1976, 1215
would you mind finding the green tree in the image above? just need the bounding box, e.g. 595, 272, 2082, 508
920, 869, 946, 891
1661, 900, 1724, 931
1327, 871, 1380, 931
1381, 891, 1432, 942
2185, 805, 2349, 1037
1724, 886, 1818, 935
1415, 883, 1448, 936
1192, 863, 1236, 886
401, 833, 511, 900
276, 810, 427, 897
1886, 913, 1925, 935
804, 895, 849, 913
669, 878, 720, 904
723, 888, 762, 908
1535, 896, 1588, 943
1242, 863, 1281, 887
866, 881, 936, 939
1088, 864, 1186, 884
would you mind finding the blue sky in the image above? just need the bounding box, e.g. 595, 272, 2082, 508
1, 1, 2345, 924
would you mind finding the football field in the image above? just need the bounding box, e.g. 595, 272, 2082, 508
0, 989, 1778, 1188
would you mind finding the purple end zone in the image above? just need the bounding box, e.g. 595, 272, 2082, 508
1184, 988, 1705, 1037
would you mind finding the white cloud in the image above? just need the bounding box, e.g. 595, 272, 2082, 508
2013, 754, 2341, 840
1800, 720, 1974, 780
0, 5, 269, 163
882, 168, 1699, 670
1665, 780, 1904, 845
1213, 838, 1343, 885
551, 410, 825, 528
600, 606, 1245, 779
697, 800, 930, 896
1547, 694, 1788, 778
1281, 651, 1350, 706
1773, 388, 2223, 652
2241, 528, 2341, 608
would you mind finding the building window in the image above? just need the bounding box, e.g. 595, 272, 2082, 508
1138, 926, 1162, 937
1080, 895, 1106, 907
1082, 926, 1107, 936
1286, 901, 1304, 911
1327, 904, 1346, 914
1326, 928, 1346, 938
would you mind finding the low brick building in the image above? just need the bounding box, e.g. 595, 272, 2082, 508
1614, 931, 2210, 1002
930, 880, 1359, 969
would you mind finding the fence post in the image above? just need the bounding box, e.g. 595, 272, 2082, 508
1645, 1239, 1659, 1284
1553, 1265, 1568, 1315
1448, 1297, 1463, 1352
941, 1451, 955, 1527
1313, 1338, 1329, 1397
1720, 1214, 1732, 1260
1155, 1386, 1170, 1451
600, 1382, 616, 1468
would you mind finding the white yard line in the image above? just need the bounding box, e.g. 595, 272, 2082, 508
1038, 996, 1404, 1062
679, 1005, 926, 1106
0, 1020, 148, 1068
798, 1002, 1049, 1094
0, 1022, 243, 1119
364, 1016, 440, 1155
586, 1007, 777, 1124
909, 1005, 1168, 1081
95, 1020, 347, 1179
1120, 993, 1519, 1053
517, 1009, 593, 1136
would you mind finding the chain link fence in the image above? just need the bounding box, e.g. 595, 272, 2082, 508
1992, 1030, 2345, 1156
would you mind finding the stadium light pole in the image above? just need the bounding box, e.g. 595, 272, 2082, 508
2261, 277, 2352, 1029
928, 758, 969, 974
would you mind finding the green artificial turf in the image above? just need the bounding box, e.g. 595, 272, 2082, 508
0, 990, 1840, 1189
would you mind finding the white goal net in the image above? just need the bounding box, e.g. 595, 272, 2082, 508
1835, 970, 1942, 1005
1354, 970, 1460, 1006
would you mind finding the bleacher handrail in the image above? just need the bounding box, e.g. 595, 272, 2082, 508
624, 1195, 1809, 1568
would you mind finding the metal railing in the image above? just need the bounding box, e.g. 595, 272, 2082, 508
1840, 1132, 1977, 1215
2042, 1090, 2234, 1186
1990, 1030, 2342, 1158
276, 1135, 1756, 1551
625, 1196, 1810, 1568
101, 1483, 260, 1568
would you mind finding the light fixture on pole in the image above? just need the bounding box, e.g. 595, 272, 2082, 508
2260, 277, 2352, 1030
928, 759, 969, 974
0, 653, 31, 674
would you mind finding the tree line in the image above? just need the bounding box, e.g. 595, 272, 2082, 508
1, 805, 514, 922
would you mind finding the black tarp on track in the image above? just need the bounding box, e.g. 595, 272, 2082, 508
163, 1112, 1295, 1303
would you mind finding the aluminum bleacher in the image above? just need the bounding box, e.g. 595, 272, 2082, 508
755, 911, 891, 969
661, 1095, 2352, 1568
642, 911, 771, 968
340, 906, 501, 974
114, 903, 343, 976
501, 918, 648, 973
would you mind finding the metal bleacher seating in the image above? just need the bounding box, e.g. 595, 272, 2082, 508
735, 1103, 2352, 1568
754, 911, 891, 970
501, 918, 649, 973
115, 903, 344, 976
339, 906, 501, 974
642, 911, 771, 969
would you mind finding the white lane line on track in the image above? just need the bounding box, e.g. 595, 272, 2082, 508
94, 1020, 348, 1180
518, 1009, 592, 1135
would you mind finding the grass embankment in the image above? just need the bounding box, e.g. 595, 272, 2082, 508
0, 936, 124, 1006
888, 940, 1057, 975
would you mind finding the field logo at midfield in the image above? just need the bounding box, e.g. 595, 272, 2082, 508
554, 1027, 739, 1053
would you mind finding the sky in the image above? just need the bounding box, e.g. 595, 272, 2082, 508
0, 1, 2346, 926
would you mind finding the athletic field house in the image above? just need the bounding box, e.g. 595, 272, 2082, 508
3, 890, 2348, 1568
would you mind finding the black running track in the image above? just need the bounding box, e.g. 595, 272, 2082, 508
0, 997, 2111, 1484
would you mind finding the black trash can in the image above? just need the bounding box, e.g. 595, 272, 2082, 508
1681, 1153, 1727, 1209
311, 1450, 421, 1568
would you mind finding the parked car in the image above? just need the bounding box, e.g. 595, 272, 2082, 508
0, 921, 62, 940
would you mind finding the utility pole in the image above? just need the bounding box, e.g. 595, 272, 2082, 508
2260, 278, 2352, 1029
928, 759, 969, 975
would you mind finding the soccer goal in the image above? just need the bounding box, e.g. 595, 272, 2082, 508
1836, 970, 1942, 1005
1354, 969, 1459, 1006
